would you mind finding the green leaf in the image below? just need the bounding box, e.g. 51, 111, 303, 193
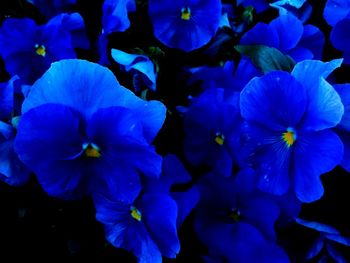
235, 45, 296, 74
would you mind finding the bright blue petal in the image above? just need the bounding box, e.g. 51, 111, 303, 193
292, 60, 344, 130
293, 130, 344, 202
140, 193, 180, 258
23, 60, 166, 143
111, 49, 157, 91
296, 218, 340, 234
303, 78, 344, 131
334, 84, 350, 130
240, 71, 307, 130
269, 14, 303, 51
323, 0, 350, 26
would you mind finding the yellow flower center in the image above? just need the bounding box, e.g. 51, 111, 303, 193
228, 208, 240, 223
35, 44, 46, 57
215, 132, 225, 146
130, 206, 142, 221
83, 143, 101, 158
181, 7, 191, 20
282, 128, 296, 147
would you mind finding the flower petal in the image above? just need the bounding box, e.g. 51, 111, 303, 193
240, 71, 307, 130
293, 130, 344, 202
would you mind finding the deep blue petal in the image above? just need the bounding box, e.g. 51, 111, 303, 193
87, 106, 162, 179
102, 0, 135, 33
171, 186, 200, 227
293, 130, 344, 202
326, 242, 348, 263
140, 193, 180, 258
240, 71, 307, 130
331, 18, 350, 53
297, 25, 325, 60
148, 0, 222, 51
0, 76, 17, 120
323, 0, 350, 26
240, 22, 280, 48
269, 14, 303, 51
0, 136, 31, 186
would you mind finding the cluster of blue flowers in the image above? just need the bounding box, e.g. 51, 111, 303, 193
1, 0, 350, 262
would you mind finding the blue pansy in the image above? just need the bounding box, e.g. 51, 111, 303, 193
15, 59, 166, 200
181, 88, 241, 176
194, 172, 289, 262
323, 0, 350, 63
189, 58, 261, 93
0, 13, 88, 84
111, 49, 157, 91
99, 0, 136, 65
240, 13, 324, 62
296, 218, 350, 262
0, 76, 31, 186
240, 59, 344, 202
330, 18, 350, 64
323, 0, 350, 26
94, 155, 199, 262
102, 0, 136, 34
333, 84, 350, 171
148, 0, 222, 51
28, 0, 77, 19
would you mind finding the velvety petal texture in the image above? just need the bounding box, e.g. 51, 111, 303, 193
240, 63, 344, 202
15, 60, 166, 201
148, 0, 222, 51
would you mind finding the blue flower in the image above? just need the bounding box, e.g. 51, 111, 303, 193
111, 49, 157, 91
194, 171, 289, 262
330, 18, 350, 64
102, 0, 136, 34
323, 0, 350, 64
148, 0, 222, 51
181, 88, 241, 176
189, 58, 261, 92
323, 0, 350, 26
14, 59, 166, 200
240, 59, 344, 202
296, 218, 350, 262
333, 84, 350, 171
93, 155, 198, 262
29, 0, 77, 19
0, 13, 88, 84
240, 13, 324, 62
0, 76, 31, 186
